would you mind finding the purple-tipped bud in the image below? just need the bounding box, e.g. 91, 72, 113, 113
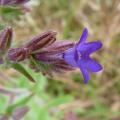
25, 31, 57, 53
8, 31, 57, 62
35, 41, 75, 63
8, 47, 29, 62
0, 0, 29, 5
0, 26, 13, 54
39, 41, 75, 55
35, 53, 63, 63
52, 60, 75, 73
33, 41, 75, 74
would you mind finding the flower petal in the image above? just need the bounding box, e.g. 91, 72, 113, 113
77, 41, 102, 55
77, 63, 90, 83
77, 28, 88, 44
78, 58, 103, 72
63, 48, 77, 67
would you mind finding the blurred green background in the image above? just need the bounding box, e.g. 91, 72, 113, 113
0, 0, 120, 120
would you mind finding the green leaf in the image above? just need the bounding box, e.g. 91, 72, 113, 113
0, 6, 22, 18
30, 56, 52, 74
38, 96, 73, 119
46, 95, 73, 108
0, 24, 6, 30
11, 63, 36, 83
6, 93, 34, 113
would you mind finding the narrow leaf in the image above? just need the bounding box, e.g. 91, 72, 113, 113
6, 93, 34, 113
11, 63, 35, 82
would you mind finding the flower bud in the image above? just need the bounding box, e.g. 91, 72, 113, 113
7, 31, 57, 62
53, 60, 75, 73
0, 26, 13, 54
35, 41, 75, 63
39, 41, 75, 55
25, 31, 57, 53
8, 48, 29, 62
33, 41, 75, 74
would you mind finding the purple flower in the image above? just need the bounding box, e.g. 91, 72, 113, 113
34, 41, 75, 74
63, 28, 103, 83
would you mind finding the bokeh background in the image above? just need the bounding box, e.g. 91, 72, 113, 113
0, 0, 120, 120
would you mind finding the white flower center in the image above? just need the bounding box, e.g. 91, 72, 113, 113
77, 51, 81, 60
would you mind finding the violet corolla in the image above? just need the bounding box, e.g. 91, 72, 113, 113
63, 28, 103, 83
